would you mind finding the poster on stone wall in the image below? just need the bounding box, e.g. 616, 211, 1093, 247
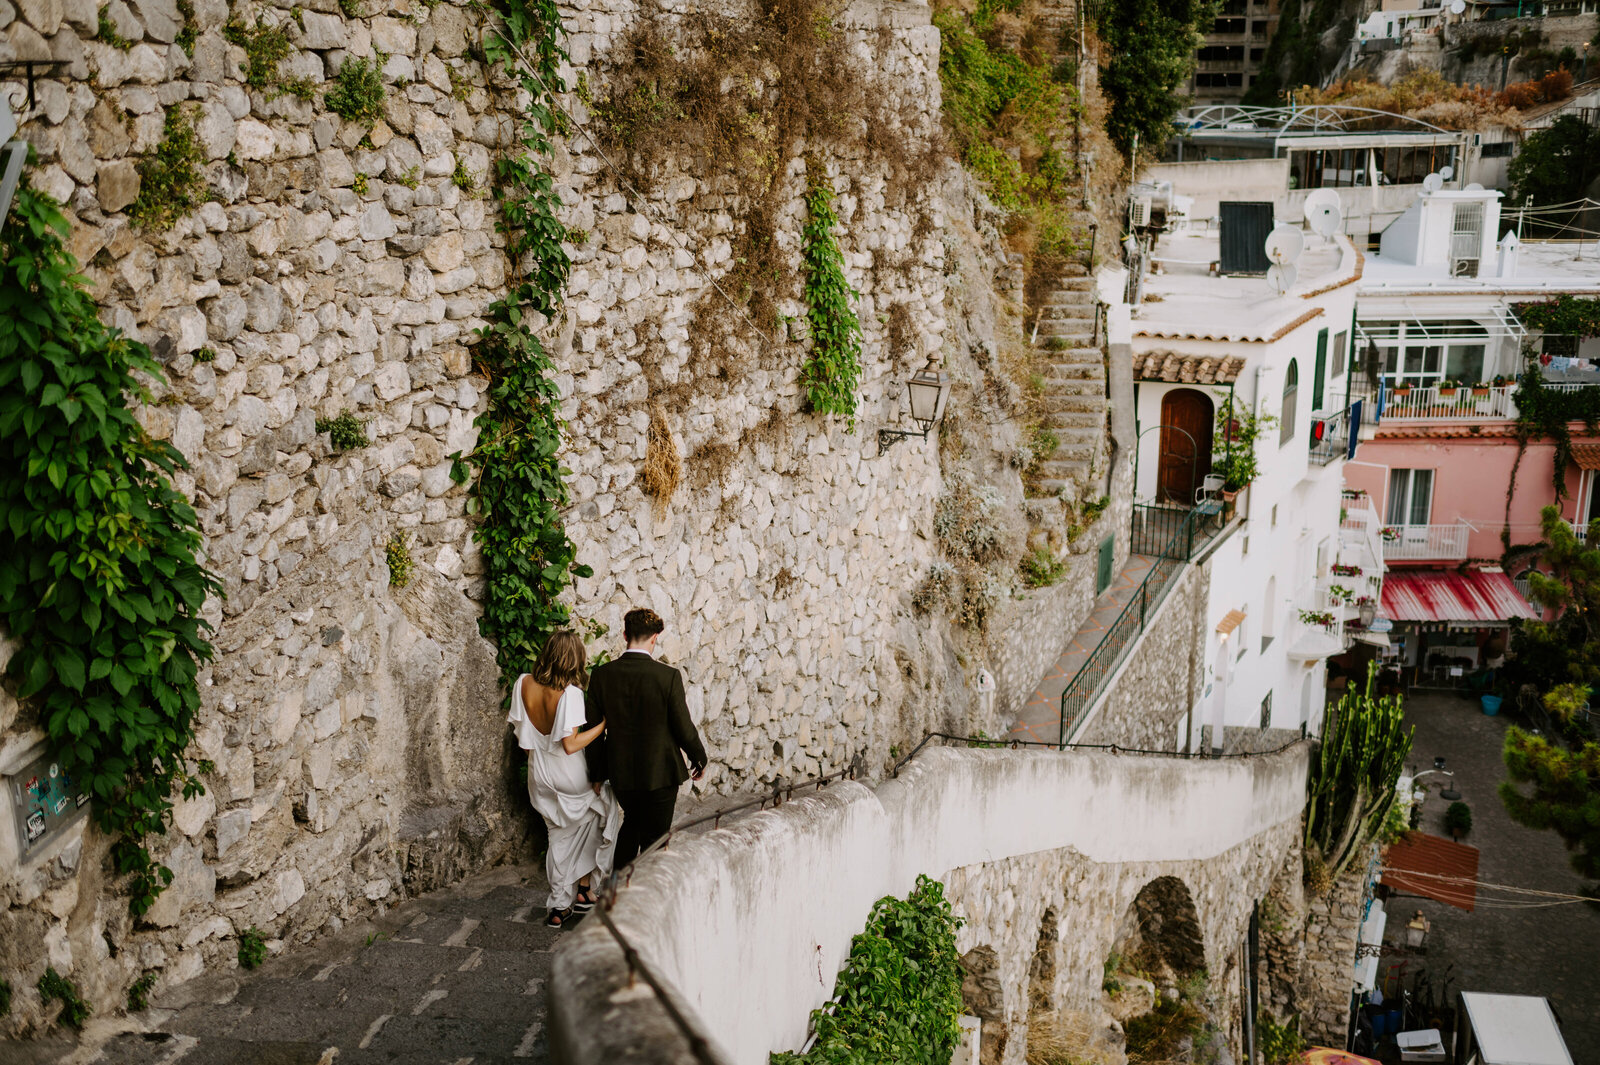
5, 748, 89, 860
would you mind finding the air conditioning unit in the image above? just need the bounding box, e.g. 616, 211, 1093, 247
1131, 196, 1152, 228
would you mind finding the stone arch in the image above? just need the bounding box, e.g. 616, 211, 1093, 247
960, 944, 1007, 1065
1124, 875, 1206, 982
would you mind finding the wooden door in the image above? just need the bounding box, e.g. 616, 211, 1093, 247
1158, 389, 1214, 505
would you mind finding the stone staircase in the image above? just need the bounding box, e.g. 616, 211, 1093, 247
1029, 264, 1108, 499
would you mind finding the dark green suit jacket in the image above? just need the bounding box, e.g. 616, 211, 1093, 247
583, 652, 708, 791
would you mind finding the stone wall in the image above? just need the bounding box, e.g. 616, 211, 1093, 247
546, 742, 1311, 1065
0, 0, 1131, 1033
1257, 838, 1369, 1045
1075, 550, 1209, 751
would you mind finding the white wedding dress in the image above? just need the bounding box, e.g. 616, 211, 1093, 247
507, 679, 621, 909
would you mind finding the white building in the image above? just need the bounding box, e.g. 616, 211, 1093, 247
1128, 204, 1379, 743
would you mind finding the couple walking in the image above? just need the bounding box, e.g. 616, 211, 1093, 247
507, 608, 708, 927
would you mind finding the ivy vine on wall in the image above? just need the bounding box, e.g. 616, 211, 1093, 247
1513, 295, 1600, 340
450, 0, 590, 682
0, 174, 220, 915
799, 175, 863, 429
771, 874, 964, 1065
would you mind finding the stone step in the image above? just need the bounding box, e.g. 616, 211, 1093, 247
1031, 471, 1090, 496
1036, 320, 1095, 340
1045, 363, 1100, 382
1037, 450, 1097, 475
1038, 291, 1096, 311
1041, 392, 1105, 415
1043, 346, 1103, 363
1048, 276, 1096, 293
1041, 410, 1102, 429
1042, 425, 1100, 446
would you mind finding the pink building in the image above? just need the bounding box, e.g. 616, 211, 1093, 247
1345, 185, 1600, 681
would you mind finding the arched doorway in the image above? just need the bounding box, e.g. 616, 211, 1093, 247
1158, 389, 1214, 505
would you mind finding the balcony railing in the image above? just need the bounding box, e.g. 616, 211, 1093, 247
1341, 500, 1384, 573
1381, 384, 1517, 421
1381, 522, 1470, 561
1574, 520, 1589, 545
1309, 403, 1353, 465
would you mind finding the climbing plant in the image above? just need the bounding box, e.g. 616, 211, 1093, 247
0, 173, 219, 916
799, 176, 862, 428
1513, 363, 1600, 497
771, 874, 964, 1065
452, 0, 589, 683
1513, 295, 1600, 341
1303, 662, 1412, 886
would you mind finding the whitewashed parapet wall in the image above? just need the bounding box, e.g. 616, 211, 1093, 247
0, 0, 1121, 1031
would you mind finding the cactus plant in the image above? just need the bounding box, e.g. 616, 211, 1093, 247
1304, 662, 1414, 882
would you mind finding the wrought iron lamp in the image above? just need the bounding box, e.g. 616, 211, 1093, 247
1357, 599, 1377, 628
878, 365, 951, 452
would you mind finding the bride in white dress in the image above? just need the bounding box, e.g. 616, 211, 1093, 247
507, 630, 621, 927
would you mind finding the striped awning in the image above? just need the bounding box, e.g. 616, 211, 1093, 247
1380, 568, 1538, 624
1569, 441, 1600, 470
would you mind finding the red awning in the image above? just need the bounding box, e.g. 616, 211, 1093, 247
1382, 832, 1481, 912
1381, 569, 1538, 624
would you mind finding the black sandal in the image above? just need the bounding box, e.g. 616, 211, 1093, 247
545, 907, 572, 928
571, 887, 596, 913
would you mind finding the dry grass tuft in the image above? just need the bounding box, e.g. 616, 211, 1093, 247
641, 401, 683, 514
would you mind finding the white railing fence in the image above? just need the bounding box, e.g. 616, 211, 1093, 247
1381, 384, 1517, 420
1381, 522, 1470, 561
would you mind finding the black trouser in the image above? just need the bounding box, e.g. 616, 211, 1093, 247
613, 784, 679, 868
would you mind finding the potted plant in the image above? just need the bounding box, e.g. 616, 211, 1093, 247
1470, 380, 1491, 396
1391, 381, 1412, 396
1329, 584, 1354, 604
1210, 393, 1278, 513
1444, 801, 1472, 840
1438, 379, 1459, 396
1299, 608, 1336, 628
1331, 563, 1362, 577
1492, 374, 1509, 388
1381, 526, 1400, 542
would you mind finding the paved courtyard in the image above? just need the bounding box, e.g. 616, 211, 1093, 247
1, 864, 562, 1065
1379, 691, 1600, 1063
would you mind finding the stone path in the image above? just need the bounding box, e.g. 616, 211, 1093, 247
1377, 692, 1600, 1063
1006, 553, 1156, 744
4, 864, 563, 1065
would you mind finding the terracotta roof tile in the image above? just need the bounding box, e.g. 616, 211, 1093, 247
1570, 441, 1600, 470
1383, 832, 1481, 912
1132, 352, 1247, 383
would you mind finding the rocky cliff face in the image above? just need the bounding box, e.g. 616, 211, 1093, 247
0, 0, 1123, 1029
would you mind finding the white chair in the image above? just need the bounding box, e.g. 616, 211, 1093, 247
1195, 474, 1225, 517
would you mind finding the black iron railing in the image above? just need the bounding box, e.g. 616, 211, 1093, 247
1058, 506, 1210, 745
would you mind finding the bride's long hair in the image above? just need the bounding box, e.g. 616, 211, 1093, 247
531, 630, 588, 691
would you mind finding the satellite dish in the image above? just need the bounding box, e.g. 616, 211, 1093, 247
1423, 172, 1444, 193
1304, 188, 1341, 216
1266, 263, 1298, 295
1265, 224, 1305, 266
1449, 0, 1464, 13
1466, 182, 1484, 191
1440, 165, 1455, 181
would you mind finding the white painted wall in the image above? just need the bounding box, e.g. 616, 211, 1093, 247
551, 745, 1311, 1065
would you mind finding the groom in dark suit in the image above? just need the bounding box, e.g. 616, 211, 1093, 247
584, 607, 708, 867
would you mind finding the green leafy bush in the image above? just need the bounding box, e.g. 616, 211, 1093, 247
129, 106, 208, 231
1124, 994, 1206, 1061
1444, 801, 1473, 836
224, 17, 293, 92
1020, 546, 1069, 588
1, 173, 220, 916
238, 927, 267, 969
97, 4, 133, 47
799, 176, 862, 428
772, 874, 963, 1065
1097, 0, 1220, 156
326, 52, 388, 124
37, 968, 89, 1030
127, 972, 157, 1012
385, 532, 413, 588
315, 409, 367, 451
1259, 1012, 1307, 1065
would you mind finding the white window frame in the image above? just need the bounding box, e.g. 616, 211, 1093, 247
1387, 468, 1434, 527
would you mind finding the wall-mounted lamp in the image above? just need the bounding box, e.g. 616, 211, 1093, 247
878, 365, 951, 452
1358, 600, 1377, 628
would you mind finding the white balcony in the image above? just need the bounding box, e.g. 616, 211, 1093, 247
1289, 579, 1346, 660
1381, 384, 1517, 421
1381, 522, 1470, 561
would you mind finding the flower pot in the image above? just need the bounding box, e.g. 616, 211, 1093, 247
1471, 387, 1490, 396
1481, 694, 1502, 715
1451, 828, 1464, 841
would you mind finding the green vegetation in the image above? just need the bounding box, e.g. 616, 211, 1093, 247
315, 410, 367, 451
1211, 391, 1278, 491
771, 875, 963, 1065
1101, 951, 1124, 994
1506, 509, 1600, 704
1124, 993, 1207, 1063
0, 977, 11, 1018
1444, 801, 1473, 837
326, 52, 388, 124
462, 0, 591, 683
1, 172, 219, 917
238, 927, 268, 969
129, 105, 208, 231
37, 969, 89, 1030
451, 158, 476, 193
1501, 728, 1600, 878
224, 17, 294, 93
97, 4, 133, 48
127, 972, 158, 1012
798, 176, 862, 428
1020, 545, 1069, 588
385, 532, 413, 588
1243, 0, 1343, 104
352, 172, 369, 196
1258, 1013, 1307, 1065
176, 0, 197, 54
1097, 0, 1220, 156
1508, 117, 1600, 238
1304, 663, 1413, 884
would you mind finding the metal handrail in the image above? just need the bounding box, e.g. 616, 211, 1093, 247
1057, 507, 1207, 746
